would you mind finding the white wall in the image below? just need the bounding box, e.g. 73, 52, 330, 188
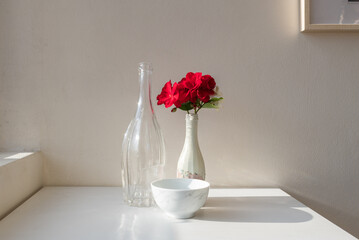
0, 0, 358, 237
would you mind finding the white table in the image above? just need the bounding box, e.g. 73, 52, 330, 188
0, 187, 356, 240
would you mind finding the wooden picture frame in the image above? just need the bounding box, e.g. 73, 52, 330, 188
301, 0, 359, 32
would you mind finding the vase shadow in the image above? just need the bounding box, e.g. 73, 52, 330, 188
194, 196, 313, 223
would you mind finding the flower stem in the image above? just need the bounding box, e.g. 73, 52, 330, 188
195, 103, 204, 114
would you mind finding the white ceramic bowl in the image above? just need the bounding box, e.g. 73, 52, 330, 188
151, 178, 210, 219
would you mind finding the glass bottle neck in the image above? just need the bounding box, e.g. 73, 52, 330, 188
136, 67, 154, 116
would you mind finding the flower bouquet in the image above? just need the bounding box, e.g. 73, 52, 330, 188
157, 72, 223, 180
157, 72, 222, 114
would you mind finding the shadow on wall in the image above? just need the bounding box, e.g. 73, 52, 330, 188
194, 196, 313, 223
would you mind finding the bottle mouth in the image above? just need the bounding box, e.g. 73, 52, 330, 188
186, 113, 198, 120
138, 62, 153, 72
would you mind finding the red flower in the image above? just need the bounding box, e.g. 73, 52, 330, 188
201, 75, 216, 90
196, 75, 216, 103
157, 72, 218, 111
183, 72, 202, 91
197, 88, 214, 103
175, 78, 189, 107
156, 80, 179, 108
176, 72, 203, 105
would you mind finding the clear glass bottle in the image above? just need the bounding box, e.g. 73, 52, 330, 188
121, 62, 165, 207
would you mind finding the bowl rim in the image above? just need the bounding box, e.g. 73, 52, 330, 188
151, 178, 210, 192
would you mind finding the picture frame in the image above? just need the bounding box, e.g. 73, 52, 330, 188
301, 0, 359, 32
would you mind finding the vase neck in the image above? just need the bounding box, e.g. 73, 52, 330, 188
136, 62, 154, 117
185, 113, 199, 144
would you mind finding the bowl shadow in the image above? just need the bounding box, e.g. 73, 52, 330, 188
194, 196, 313, 223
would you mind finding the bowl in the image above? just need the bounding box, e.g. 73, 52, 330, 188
151, 178, 210, 219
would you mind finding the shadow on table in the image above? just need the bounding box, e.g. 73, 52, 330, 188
194, 196, 313, 223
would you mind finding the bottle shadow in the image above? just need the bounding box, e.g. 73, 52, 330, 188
194, 196, 313, 223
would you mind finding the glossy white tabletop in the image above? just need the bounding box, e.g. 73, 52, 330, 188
0, 187, 356, 240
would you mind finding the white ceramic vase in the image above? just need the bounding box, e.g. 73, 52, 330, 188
177, 113, 205, 180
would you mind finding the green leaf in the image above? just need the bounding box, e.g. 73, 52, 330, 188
171, 107, 177, 112
202, 102, 219, 109
179, 102, 194, 111
202, 97, 223, 109
209, 97, 223, 103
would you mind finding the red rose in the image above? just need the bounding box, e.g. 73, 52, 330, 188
158, 72, 218, 111
201, 75, 216, 90
175, 78, 190, 107
194, 74, 215, 103
197, 88, 214, 103
183, 72, 202, 90
157, 80, 179, 108
177, 72, 203, 104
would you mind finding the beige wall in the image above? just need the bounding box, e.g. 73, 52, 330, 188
0, 0, 358, 237
0, 152, 43, 219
